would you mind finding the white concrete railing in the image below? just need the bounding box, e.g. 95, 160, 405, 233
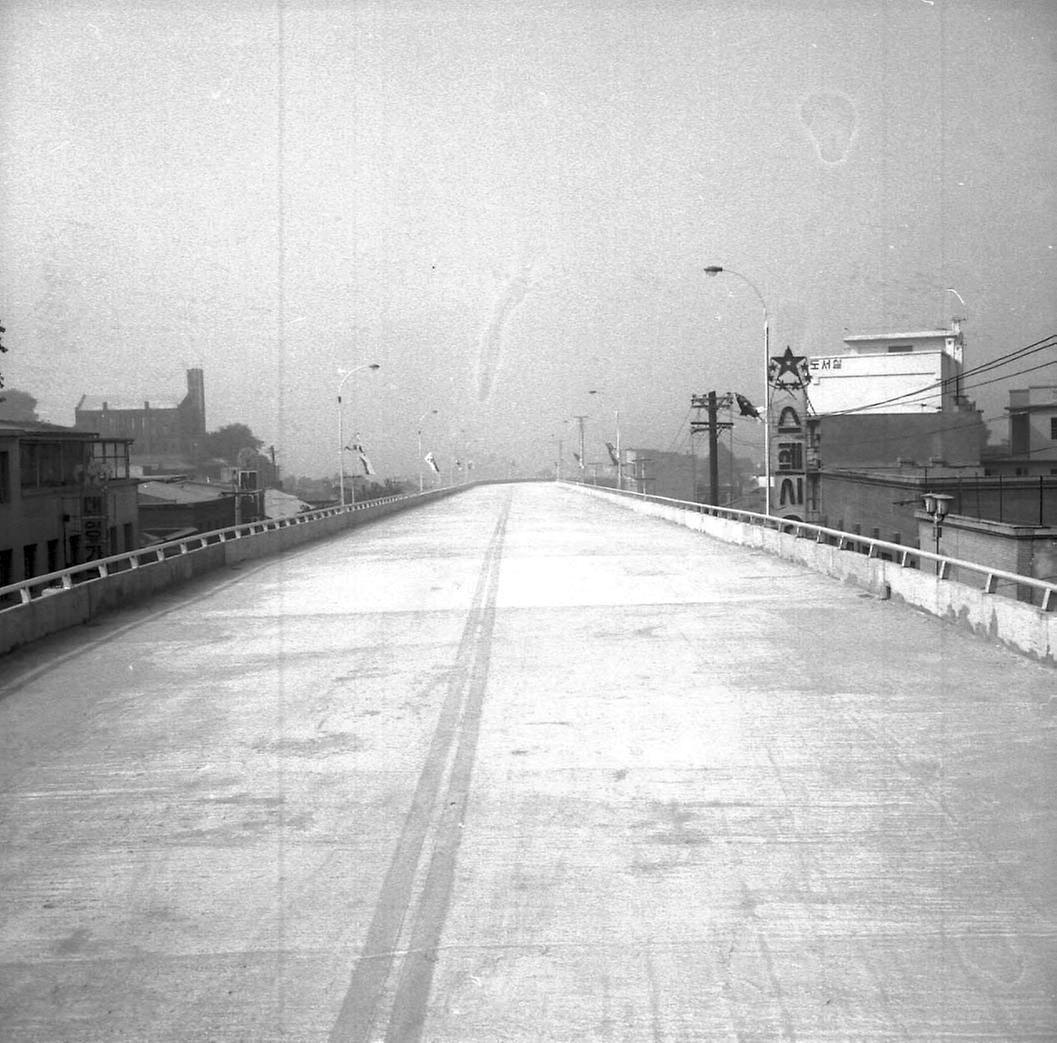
0, 492, 410, 611
568, 483, 1057, 612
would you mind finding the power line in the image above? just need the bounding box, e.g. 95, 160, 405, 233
819, 333, 1056, 417
665, 408, 691, 454
961, 357, 1057, 396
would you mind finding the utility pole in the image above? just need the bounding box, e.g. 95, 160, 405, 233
572, 415, 588, 482
691, 392, 733, 506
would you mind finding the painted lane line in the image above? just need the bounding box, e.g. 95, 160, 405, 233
329, 495, 510, 1042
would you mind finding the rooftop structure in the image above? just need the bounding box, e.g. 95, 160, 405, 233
808, 321, 966, 416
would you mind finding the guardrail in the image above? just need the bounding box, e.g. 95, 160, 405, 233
568, 483, 1057, 612
0, 494, 413, 611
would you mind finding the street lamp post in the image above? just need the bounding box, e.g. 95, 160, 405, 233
704, 265, 771, 515
923, 492, 954, 575
416, 408, 438, 493
337, 362, 380, 507
589, 389, 621, 490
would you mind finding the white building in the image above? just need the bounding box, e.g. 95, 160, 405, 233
1007, 385, 1057, 473
807, 321, 965, 415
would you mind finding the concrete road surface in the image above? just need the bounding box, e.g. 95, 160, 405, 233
1, 482, 1055, 1041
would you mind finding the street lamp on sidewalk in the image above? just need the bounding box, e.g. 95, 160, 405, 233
923, 492, 954, 575
416, 408, 438, 493
703, 265, 771, 515
337, 362, 380, 507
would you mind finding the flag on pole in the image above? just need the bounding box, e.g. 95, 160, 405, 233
424, 451, 441, 473
573, 451, 584, 470
605, 441, 619, 466
735, 393, 763, 422
348, 442, 375, 476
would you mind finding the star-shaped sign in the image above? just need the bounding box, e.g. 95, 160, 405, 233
769, 346, 812, 389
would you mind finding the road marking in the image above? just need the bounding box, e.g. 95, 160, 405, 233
329, 492, 510, 1043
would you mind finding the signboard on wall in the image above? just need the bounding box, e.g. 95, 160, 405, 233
768, 347, 811, 523
807, 350, 948, 414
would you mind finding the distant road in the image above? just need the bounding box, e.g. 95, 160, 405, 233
1, 483, 1054, 1040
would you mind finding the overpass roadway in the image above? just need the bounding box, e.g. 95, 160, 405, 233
1, 482, 1055, 1041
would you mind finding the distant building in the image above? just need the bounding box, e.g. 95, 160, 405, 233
75, 368, 206, 474
0, 419, 137, 589
620, 445, 758, 505
993, 384, 1057, 476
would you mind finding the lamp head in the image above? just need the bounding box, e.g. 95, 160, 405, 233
368, 363, 380, 371
704, 266, 724, 276
923, 492, 938, 515
933, 493, 953, 519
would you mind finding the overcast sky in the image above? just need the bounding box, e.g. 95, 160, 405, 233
2, 0, 1055, 479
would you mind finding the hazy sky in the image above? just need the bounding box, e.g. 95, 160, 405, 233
2, 0, 1055, 479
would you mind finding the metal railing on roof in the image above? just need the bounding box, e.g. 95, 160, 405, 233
568, 482, 1057, 612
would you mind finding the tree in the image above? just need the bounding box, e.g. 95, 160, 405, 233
202, 423, 263, 464
0, 388, 40, 422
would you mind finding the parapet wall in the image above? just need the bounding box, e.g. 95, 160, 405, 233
573, 484, 1056, 667
0, 487, 461, 657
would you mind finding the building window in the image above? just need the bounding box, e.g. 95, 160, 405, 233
0, 451, 8, 502
123, 522, 134, 552
47, 539, 59, 573
19, 441, 85, 488
1050, 417, 1057, 441
23, 543, 37, 579
89, 441, 131, 480
0, 549, 11, 587
887, 345, 913, 353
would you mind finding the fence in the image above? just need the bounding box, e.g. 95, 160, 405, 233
935, 473, 1057, 527
0, 487, 457, 655
567, 482, 1057, 665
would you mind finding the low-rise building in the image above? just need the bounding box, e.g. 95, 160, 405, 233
989, 384, 1057, 477
137, 476, 264, 540
0, 419, 137, 587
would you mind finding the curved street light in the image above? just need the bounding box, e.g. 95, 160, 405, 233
416, 408, 439, 493
337, 362, 380, 507
703, 265, 771, 515
589, 389, 622, 491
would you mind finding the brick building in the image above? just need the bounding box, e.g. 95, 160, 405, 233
75, 368, 206, 475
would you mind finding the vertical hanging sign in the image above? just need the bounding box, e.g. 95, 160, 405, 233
768, 346, 812, 523
82, 458, 111, 560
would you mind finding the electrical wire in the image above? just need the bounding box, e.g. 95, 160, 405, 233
817, 333, 1056, 417
665, 408, 691, 454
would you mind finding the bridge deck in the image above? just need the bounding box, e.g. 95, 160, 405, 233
1, 482, 1054, 1040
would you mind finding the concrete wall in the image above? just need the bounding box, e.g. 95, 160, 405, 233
916, 512, 1057, 601
0, 486, 462, 657
813, 412, 986, 469
573, 484, 1056, 667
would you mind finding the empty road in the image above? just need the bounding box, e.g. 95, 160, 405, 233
1, 482, 1055, 1040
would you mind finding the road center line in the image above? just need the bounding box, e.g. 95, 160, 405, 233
329, 494, 510, 1043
